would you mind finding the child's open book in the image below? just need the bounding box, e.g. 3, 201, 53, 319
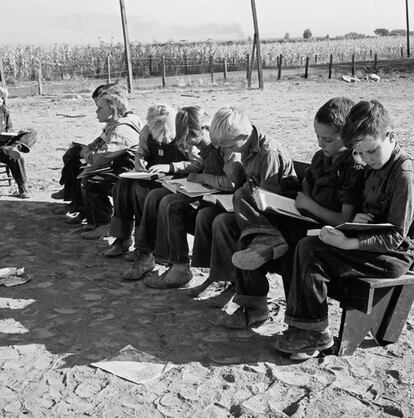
307, 222, 394, 236
203, 194, 234, 212
253, 187, 318, 224
119, 171, 165, 181
160, 177, 219, 198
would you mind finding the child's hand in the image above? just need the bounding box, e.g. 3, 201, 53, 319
319, 226, 358, 250
295, 191, 313, 211
2, 145, 21, 160
187, 173, 204, 183
147, 164, 170, 174
79, 145, 90, 159
353, 212, 374, 223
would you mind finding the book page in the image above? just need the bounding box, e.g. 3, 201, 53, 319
254, 187, 318, 223
161, 178, 218, 197
336, 222, 394, 232
203, 194, 234, 212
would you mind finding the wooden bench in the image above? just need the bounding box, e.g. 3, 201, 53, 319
292, 160, 414, 355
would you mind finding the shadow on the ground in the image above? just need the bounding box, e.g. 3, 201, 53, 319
0, 199, 292, 368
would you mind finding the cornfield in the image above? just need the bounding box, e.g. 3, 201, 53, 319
0, 36, 412, 82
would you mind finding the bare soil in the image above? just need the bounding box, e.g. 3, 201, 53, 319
1, 76, 413, 417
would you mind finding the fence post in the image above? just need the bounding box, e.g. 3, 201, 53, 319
149, 55, 153, 76
328, 54, 333, 79
277, 54, 282, 80
209, 55, 214, 83
304, 56, 309, 79
401, 47, 404, 58
370, 49, 373, 59
314, 54, 318, 64
246, 53, 250, 80
374, 53, 378, 73
351, 54, 355, 76
223, 59, 227, 81
232, 57, 235, 71
161, 55, 166, 87
0, 59, 5, 87
184, 55, 188, 75
106, 56, 111, 83
37, 62, 43, 95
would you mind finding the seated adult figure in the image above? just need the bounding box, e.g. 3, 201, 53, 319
52, 83, 142, 219
0, 86, 37, 198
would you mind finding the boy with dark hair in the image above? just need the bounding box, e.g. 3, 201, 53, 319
222, 97, 365, 329
275, 100, 414, 360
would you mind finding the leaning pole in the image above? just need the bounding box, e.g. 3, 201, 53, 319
119, 0, 134, 92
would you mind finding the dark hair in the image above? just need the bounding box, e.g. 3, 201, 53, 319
92, 82, 126, 100
341, 100, 393, 148
315, 97, 355, 133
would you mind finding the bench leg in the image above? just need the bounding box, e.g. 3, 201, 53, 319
372, 284, 414, 345
337, 307, 373, 356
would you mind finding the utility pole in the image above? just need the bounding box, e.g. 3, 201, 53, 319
250, 0, 264, 89
119, 0, 133, 92
406, 0, 411, 58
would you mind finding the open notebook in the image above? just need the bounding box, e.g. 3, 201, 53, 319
159, 177, 219, 198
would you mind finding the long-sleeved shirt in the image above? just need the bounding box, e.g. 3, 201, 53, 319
242, 125, 297, 194
86, 114, 141, 167
305, 149, 365, 212
198, 144, 245, 192
135, 124, 202, 174
358, 144, 414, 253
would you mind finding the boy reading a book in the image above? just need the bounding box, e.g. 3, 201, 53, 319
275, 99, 414, 360
139, 108, 245, 289
52, 83, 142, 219
189, 106, 298, 306
104, 105, 203, 261
223, 97, 365, 329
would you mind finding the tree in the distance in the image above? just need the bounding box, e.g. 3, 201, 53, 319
303, 28, 312, 40
374, 28, 390, 36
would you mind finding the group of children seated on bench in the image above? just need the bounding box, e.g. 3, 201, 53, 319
52, 83, 414, 360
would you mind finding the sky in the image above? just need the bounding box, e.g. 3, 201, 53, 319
1, 0, 411, 45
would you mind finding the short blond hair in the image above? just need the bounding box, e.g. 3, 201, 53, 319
98, 91, 129, 117
210, 107, 252, 147
147, 104, 177, 143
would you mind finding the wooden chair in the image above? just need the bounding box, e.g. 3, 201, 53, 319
292, 160, 414, 356
0, 162, 12, 187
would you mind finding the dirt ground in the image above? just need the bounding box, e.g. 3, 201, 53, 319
1, 76, 414, 417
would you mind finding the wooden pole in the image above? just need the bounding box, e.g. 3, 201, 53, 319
0, 59, 5, 87
37, 62, 43, 95
161, 55, 166, 87
374, 53, 378, 73
209, 55, 214, 83
119, 0, 133, 93
106, 56, 111, 83
277, 54, 282, 80
248, 33, 256, 88
304, 56, 309, 79
328, 54, 333, 79
246, 53, 250, 80
250, 0, 264, 89
406, 0, 411, 58
351, 54, 355, 76
223, 59, 228, 81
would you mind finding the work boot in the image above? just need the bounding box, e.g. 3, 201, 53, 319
122, 251, 156, 281
274, 327, 334, 360
232, 232, 288, 270
221, 305, 269, 329
17, 184, 30, 199
144, 263, 193, 289
104, 238, 132, 257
